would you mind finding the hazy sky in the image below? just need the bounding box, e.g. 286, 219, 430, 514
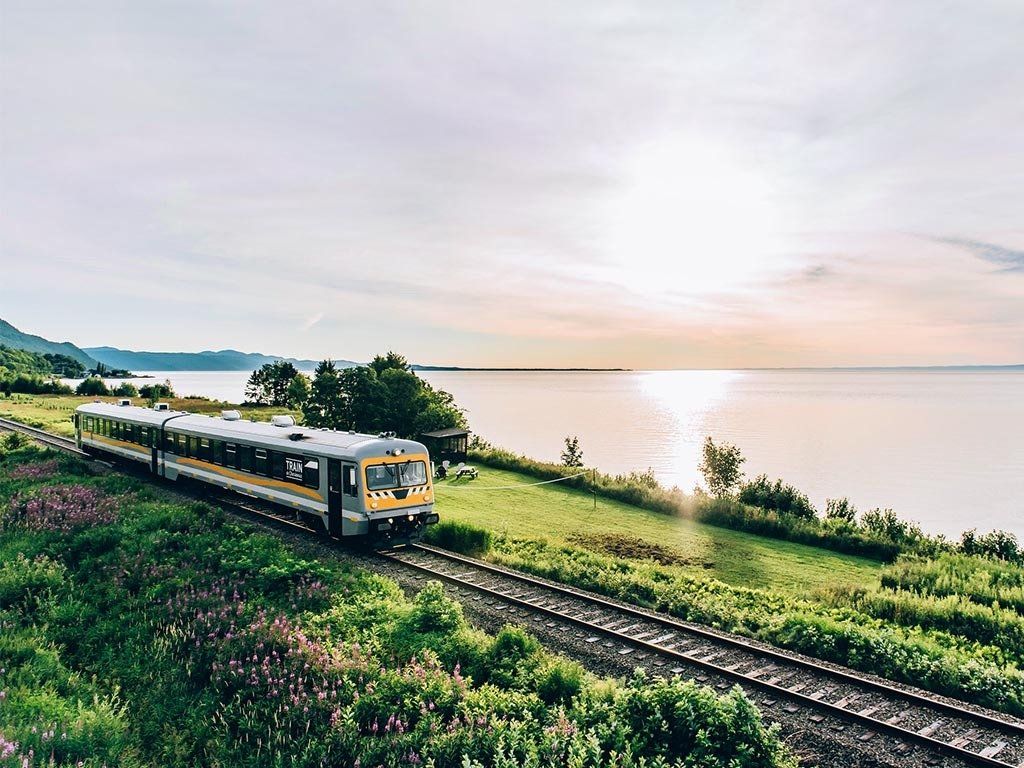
2, 1, 1022, 368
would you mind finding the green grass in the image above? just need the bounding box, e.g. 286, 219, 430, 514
434, 466, 881, 598
0, 393, 299, 438
0, 447, 795, 768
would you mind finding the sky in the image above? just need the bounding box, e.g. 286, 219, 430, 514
1, 1, 1022, 368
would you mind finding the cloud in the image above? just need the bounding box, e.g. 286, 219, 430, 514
935, 237, 1024, 273
1, 2, 1023, 366
301, 313, 324, 332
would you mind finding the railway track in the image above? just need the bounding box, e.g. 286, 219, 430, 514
0, 417, 87, 455
380, 546, 1024, 768
4, 416, 1024, 767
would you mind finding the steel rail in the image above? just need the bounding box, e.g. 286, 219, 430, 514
380, 543, 1024, 768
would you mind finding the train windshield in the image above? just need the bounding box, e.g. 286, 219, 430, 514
365, 461, 428, 490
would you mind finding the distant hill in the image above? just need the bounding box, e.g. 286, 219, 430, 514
84, 346, 357, 372
0, 318, 98, 368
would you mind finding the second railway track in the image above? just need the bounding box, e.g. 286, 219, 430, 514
4, 415, 1024, 767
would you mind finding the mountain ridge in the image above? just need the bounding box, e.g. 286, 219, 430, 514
83, 346, 358, 372
0, 319, 98, 368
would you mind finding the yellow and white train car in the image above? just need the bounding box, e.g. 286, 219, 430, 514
74, 400, 438, 542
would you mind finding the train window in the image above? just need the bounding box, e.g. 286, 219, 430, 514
302, 458, 320, 489
139, 427, 150, 447
225, 443, 236, 468
213, 441, 225, 466
125, 424, 136, 443
188, 436, 199, 457
176, 433, 186, 455
398, 461, 427, 487
239, 445, 253, 472
254, 448, 268, 475
365, 464, 398, 490
271, 452, 286, 480
344, 465, 357, 496
164, 432, 175, 452
199, 438, 211, 461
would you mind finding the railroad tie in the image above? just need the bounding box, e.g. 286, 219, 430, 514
916, 719, 944, 738
978, 740, 1006, 759
948, 729, 978, 748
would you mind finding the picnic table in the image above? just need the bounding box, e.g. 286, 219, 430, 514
454, 465, 479, 479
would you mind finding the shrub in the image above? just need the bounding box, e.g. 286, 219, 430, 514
2, 485, 118, 532
825, 497, 857, 523
112, 382, 138, 397
424, 520, 493, 556
76, 376, 110, 396
0, 553, 66, 612
3, 432, 30, 451
738, 475, 816, 519
536, 658, 585, 704
961, 529, 1022, 564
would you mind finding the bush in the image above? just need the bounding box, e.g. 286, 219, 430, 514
536, 658, 585, 704
961, 529, 1022, 564
738, 475, 816, 519
0, 372, 73, 395
112, 382, 138, 397
76, 376, 110, 396
424, 520, 493, 556
139, 380, 175, 400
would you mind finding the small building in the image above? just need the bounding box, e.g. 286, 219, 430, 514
420, 427, 470, 466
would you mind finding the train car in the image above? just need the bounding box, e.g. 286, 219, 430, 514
73, 400, 438, 542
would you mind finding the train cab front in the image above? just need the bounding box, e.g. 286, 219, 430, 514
361, 449, 438, 546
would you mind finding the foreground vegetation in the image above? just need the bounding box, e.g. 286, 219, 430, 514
0, 444, 793, 767
428, 466, 1024, 717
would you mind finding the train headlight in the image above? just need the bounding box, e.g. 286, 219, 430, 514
408, 514, 415, 521
423, 493, 432, 502
370, 501, 378, 509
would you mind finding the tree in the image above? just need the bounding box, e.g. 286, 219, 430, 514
140, 380, 175, 402
825, 497, 857, 523
304, 351, 466, 437
42, 353, 85, 378
245, 361, 299, 406
112, 382, 139, 397
303, 360, 346, 428
561, 436, 584, 468
697, 436, 745, 497
286, 373, 311, 408
76, 376, 110, 396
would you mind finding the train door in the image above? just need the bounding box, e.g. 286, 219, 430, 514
327, 459, 343, 537
149, 428, 158, 474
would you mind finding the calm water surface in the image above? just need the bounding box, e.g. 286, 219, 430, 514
69, 369, 1024, 537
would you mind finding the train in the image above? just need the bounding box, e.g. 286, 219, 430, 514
73, 399, 438, 543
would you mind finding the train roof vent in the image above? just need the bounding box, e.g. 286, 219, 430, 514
221, 410, 241, 421
118, 398, 131, 407
154, 402, 170, 412
271, 415, 295, 428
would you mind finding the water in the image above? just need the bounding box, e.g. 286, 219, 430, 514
65, 369, 1024, 538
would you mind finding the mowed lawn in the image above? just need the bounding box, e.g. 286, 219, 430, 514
435, 466, 882, 597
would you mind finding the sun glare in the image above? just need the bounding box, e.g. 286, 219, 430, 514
603, 140, 784, 298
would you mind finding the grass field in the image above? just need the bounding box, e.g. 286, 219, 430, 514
435, 467, 881, 597
0, 393, 298, 438
1, 393, 881, 597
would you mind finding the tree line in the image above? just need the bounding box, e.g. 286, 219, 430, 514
244, 351, 466, 438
